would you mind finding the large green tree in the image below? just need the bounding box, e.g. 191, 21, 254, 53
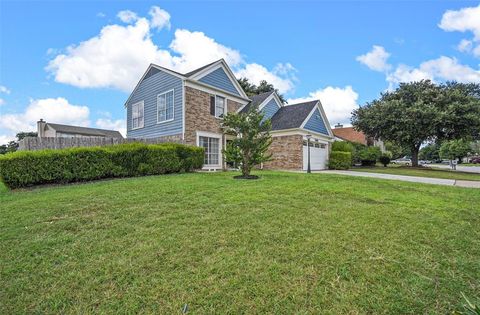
352, 80, 480, 167
237, 78, 287, 104
221, 105, 272, 179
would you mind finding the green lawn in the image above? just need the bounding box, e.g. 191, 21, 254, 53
1, 171, 479, 314
351, 165, 480, 181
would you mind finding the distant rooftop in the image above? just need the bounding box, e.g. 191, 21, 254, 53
46, 122, 123, 138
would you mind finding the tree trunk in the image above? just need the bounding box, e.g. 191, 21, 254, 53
242, 152, 250, 177
411, 145, 420, 167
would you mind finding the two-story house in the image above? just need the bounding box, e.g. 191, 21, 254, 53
125, 59, 334, 171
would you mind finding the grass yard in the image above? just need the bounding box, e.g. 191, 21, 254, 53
351, 165, 480, 181
1, 171, 479, 314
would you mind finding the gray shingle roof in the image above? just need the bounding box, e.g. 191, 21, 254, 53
184, 60, 221, 77
47, 123, 123, 138
270, 100, 318, 131
240, 91, 274, 113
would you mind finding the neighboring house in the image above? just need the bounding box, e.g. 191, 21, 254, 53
125, 59, 334, 170
37, 119, 123, 139
332, 124, 385, 151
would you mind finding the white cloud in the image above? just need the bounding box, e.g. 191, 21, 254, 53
168, 29, 243, 72
0, 85, 11, 94
235, 63, 296, 94
356, 45, 391, 72
386, 64, 433, 87
149, 6, 171, 30
288, 86, 359, 125
46, 7, 296, 94
0, 98, 5, 106
117, 10, 138, 23
96, 118, 126, 137
0, 97, 90, 134
0, 134, 15, 145
439, 4, 480, 58
439, 4, 480, 39
97, 12, 106, 18
386, 56, 480, 86
46, 18, 164, 91
457, 39, 473, 52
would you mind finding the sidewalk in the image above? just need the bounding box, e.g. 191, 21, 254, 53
321, 170, 480, 188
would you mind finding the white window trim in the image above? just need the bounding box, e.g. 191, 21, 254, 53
212, 94, 228, 119
131, 100, 144, 130
196, 131, 223, 169
157, 89, 175, 124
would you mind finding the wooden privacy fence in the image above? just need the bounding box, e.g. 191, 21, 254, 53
18, 136, 184, 151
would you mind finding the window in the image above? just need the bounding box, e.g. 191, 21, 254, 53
199, 136, 220, 165
132, 101, 144, 129
157, 90, 174, 123
210, 95, 226, 118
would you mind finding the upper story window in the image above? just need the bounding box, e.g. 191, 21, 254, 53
157, 89, 174, 123
132, 101, 144, 129
210, 95, 226, 118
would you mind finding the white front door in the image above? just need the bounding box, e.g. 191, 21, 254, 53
303, 141, 328, 170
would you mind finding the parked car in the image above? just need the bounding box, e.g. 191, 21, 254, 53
470, 157, 480, 164
391, 157, 411, 165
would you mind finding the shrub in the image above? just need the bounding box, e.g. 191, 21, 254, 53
379, 152, 392, 167
349, 142, 367, 165
0, 142, 204, 189
359, 146, 381, 166
331, 141, 353, 153
328, 151, 352, 170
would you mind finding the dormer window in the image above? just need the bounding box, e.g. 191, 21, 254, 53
210, 95, 226, 118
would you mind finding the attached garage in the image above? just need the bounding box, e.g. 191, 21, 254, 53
255, 96, 335, 171
302, 138, 329, 170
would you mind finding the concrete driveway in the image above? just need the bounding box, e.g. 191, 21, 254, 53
322, 170, 480, 188
426, 164, 480, 174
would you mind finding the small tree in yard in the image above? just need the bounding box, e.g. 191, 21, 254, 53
222, 106, 272, 179
439, 139, 471, 163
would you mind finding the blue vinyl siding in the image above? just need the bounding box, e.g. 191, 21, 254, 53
198, 67, 240, 96
304, 108, 329, 135
126, 69, 183, 138
261, 98, 280, 121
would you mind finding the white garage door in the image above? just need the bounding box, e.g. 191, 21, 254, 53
303, 141, 328, 170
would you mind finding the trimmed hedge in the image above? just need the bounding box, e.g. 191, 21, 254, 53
0, 143, 204, 189
328, 151, 352, 170
331, 141, 354, 153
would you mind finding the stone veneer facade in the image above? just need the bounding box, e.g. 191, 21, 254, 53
263, 135, 304, 170
184, 86, 243, 146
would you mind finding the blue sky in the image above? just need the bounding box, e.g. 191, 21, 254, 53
1, 1, 479, 143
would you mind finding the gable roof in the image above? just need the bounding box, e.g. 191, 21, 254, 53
125, 59, 249, 106
46, 123, 123, 138
332, 127, 367, 144
240, 91, 274, 113
270, 100, 318, 131
184, 60, 220, 77
187, 59, 249, 99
